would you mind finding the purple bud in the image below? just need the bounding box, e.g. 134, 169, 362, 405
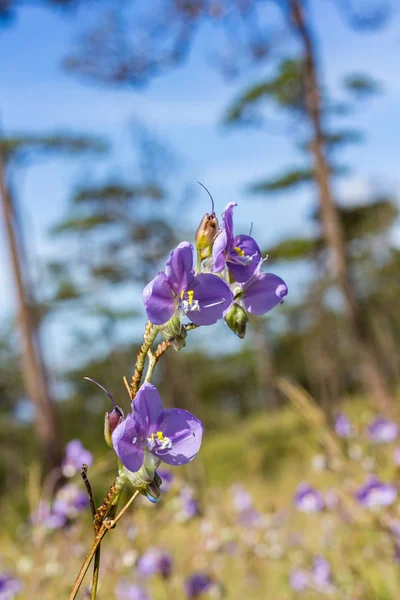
184, 573, 214, 599
104, 405, 124, 448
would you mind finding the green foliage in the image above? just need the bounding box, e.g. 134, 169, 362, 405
224, 59, 305, 124
343, 73, 381, 99
0, 133, 107, 164
266, 236, 320, 262
339, 199, 398, 240
250, 167, 314, 193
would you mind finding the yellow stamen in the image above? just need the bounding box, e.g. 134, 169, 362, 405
234, 246, 245, 257
180, 290, 185, 299
187, 290, 194, 305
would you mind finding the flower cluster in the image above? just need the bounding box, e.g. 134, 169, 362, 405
106, 199, 287, 498
143, 201, 288, 338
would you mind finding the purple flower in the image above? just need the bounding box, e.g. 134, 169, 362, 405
52, 484, 89, 520
31, 500, 67, 530
184, 573, 214, 599
143, 242, 233, 326
355, 476, 397, 508
334, 414, 352, 439
367, 417, 398, 443
290, 569, 310, 592
212, 202, 262, 283
137, 548, 172, 580
394, 447, 400, 467
176, 485, 201, 522
62, 439, 93, 477
294, 483, 324, 513
290, 557, 333, 595
115, 581, 152, 600
312, 556, 332, 592
112, 383, 203, 473
157, 469, 174, 493
231, 484, 253, 513
238, 266, 288, 315
0, 572, 22, 599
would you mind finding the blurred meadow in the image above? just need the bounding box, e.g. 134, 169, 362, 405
1, 1, 400, 599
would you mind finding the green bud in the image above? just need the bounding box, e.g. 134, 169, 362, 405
195, 212, 219, 261
224, 302, 248, 339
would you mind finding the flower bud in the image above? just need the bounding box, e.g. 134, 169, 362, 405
104, 405, 124, 448
195, 212, 219, 261
224, 302, 248, 339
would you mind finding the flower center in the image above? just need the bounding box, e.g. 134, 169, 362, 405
147, 431, 172, 451
178, 289, 200, 312
234, 246, 245, 257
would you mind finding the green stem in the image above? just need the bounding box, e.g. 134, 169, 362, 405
90, 545, 101, 600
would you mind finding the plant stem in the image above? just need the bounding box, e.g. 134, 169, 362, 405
130, 322, 160, 397
90, 545, 101, 600
67, 490, 139, 600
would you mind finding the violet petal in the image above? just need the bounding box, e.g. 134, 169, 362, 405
242, 272, 288, 315
132, 383, 163, 434
154, 409, 203, 466
165, 241, 195, 295
185, 273, 233, 326
228, 234, 262, 283
112, 414, 144, 473
143, 272, 175, 325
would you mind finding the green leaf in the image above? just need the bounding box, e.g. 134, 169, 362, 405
265, 236, 320, 262
250, 168, 314, 193
223, 58, 305, 124
343, 73, 381, 99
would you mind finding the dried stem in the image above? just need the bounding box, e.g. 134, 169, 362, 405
80, 464, 96, 519
68, 490, 140, 600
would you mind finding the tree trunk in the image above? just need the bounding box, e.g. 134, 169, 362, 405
0, 151, 62, 472
289, 0, 393, 412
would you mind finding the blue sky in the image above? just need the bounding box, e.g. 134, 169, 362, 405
0, 0, 399, 367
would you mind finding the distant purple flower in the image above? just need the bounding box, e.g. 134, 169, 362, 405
355, 476, 397, 508
157, 469, 174, 493
394, 447, 400, 467
137, 548, 172, 580
176, 486, 201, 522
0, 571, 22, 599
334, 414, 352, 439
212, 202, 262, 283
290, 569, 310, 592
62, 439, 93, 477
312, 556, 332, 592
236, 508, 264, 528
115, 581, 152, 600
112, 383, 203, 473
143, 242, 233, 326
367, 417, 398, 444
231, 484, 253, 513
294, 483, 324, 513
52, 484, 89, 520
290, 557, 333, 595
184, 573, 214, 599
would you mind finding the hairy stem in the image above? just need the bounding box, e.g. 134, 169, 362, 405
130, 321, 160, 397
